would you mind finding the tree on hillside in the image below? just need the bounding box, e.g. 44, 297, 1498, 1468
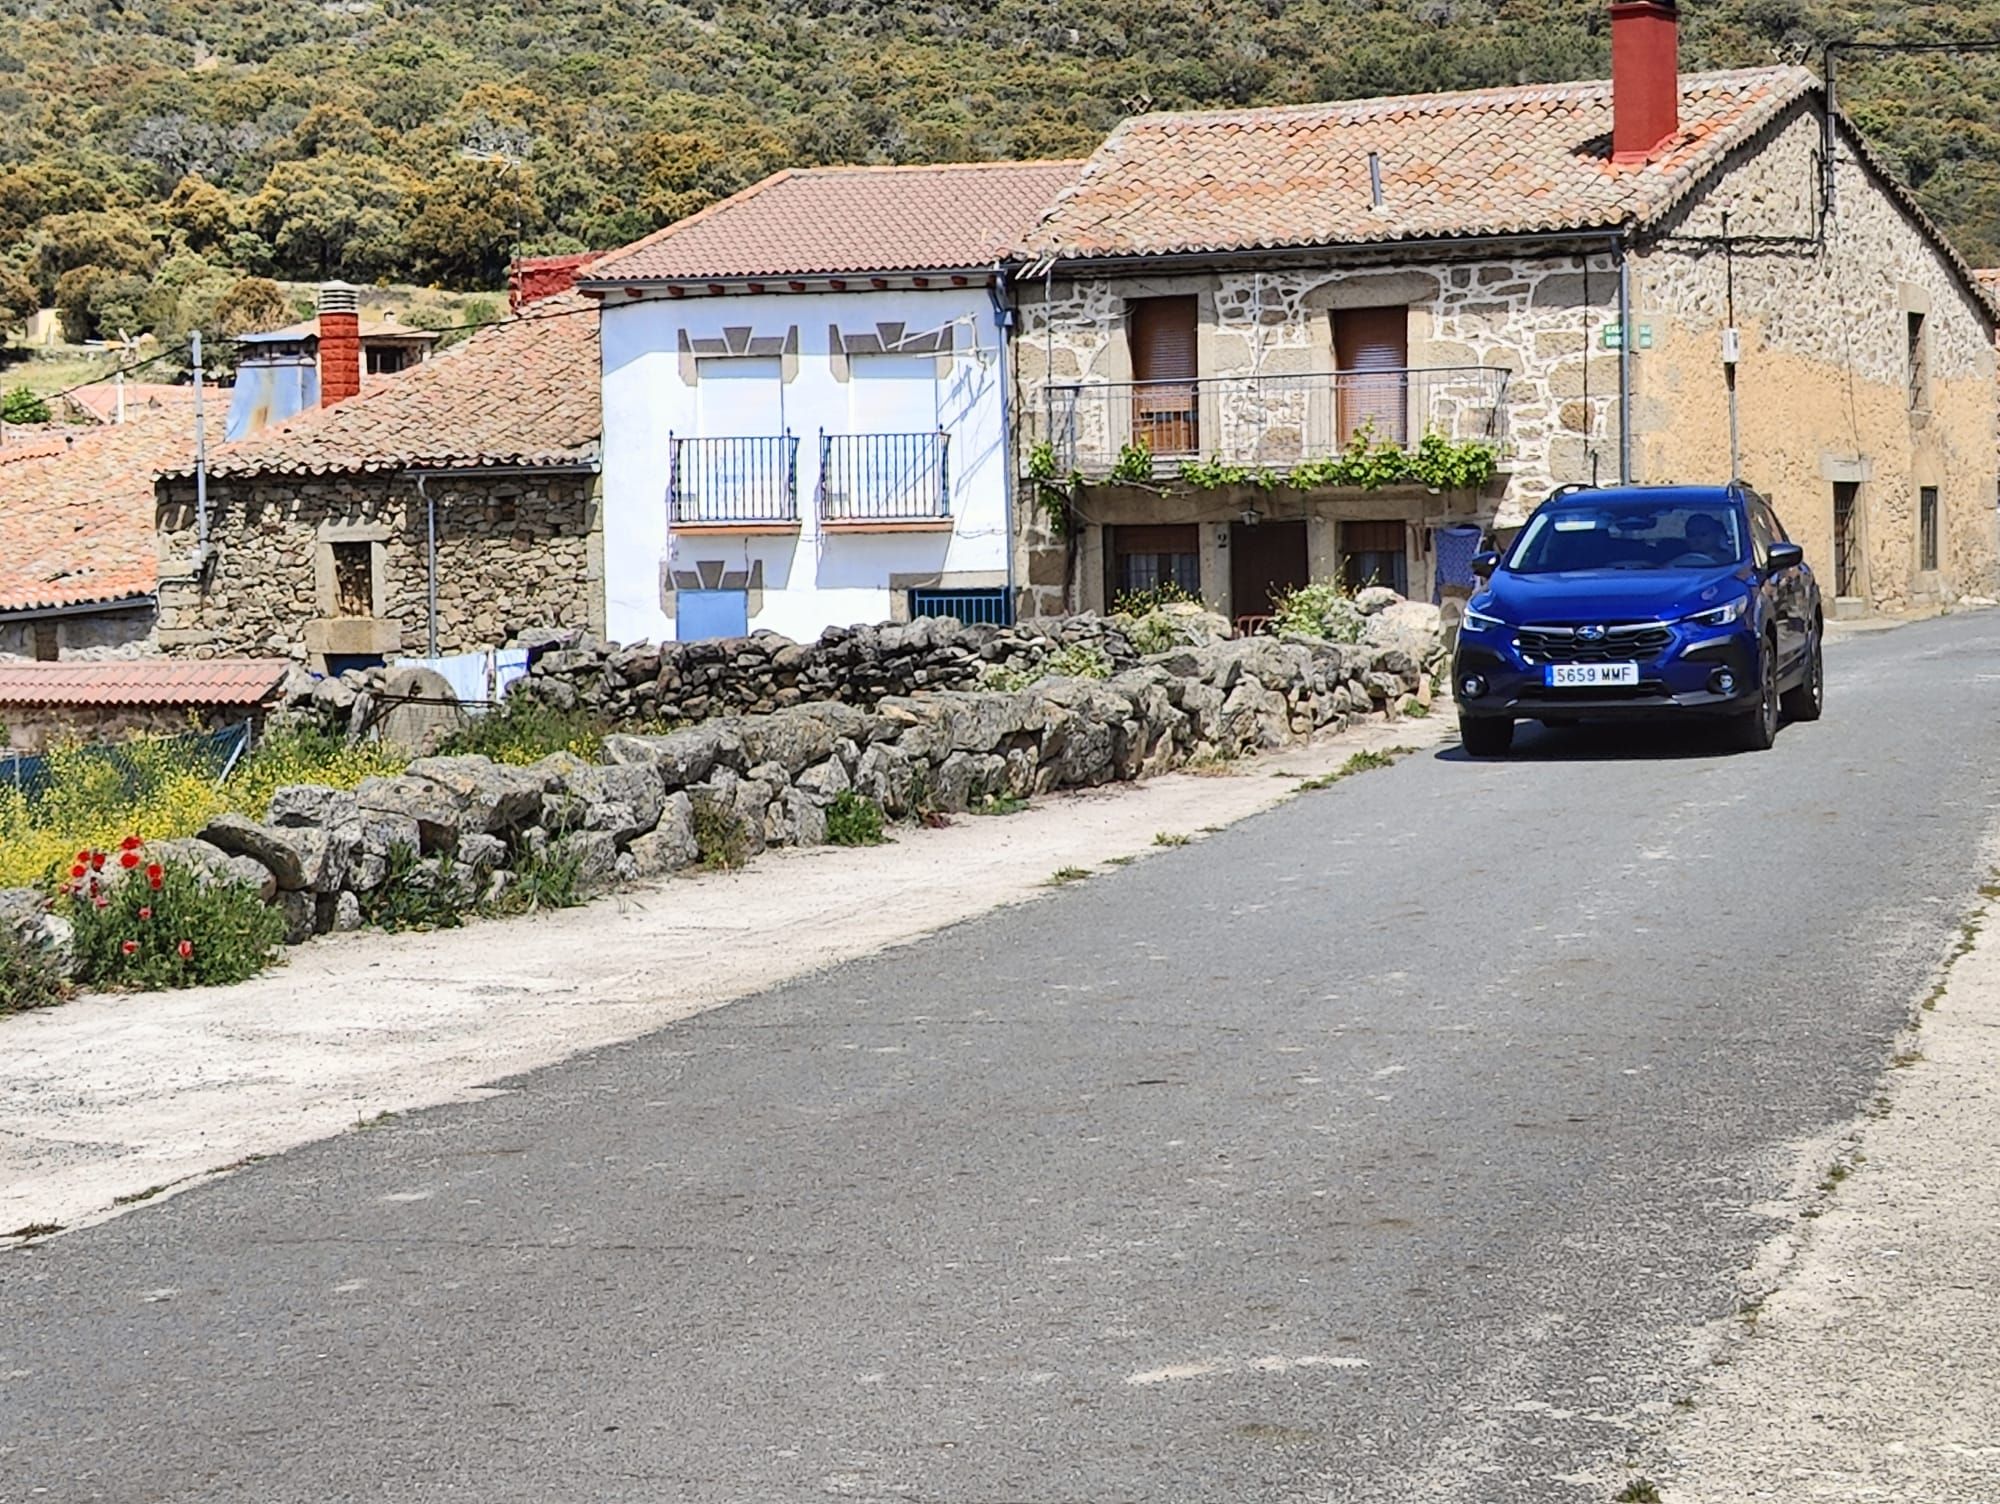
31, 210, 159, 300
208, 276, 291, 337
402, 158, 544, 287
162, 174, 237, 254
246, 154, 410, 282
0, 263, 37, 342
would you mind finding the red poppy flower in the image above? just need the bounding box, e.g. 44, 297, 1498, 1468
119, 835, 142, 852
138, 906, 152, 921
177, 940, 194, 960
89, 852, 105, 872
119, 850, 140, 869
120, 940, 138, 956
69, 863, 87, 879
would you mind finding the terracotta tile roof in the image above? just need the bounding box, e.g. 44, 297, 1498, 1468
1023, 67, 1817, 260
0, 408, 224, 614
588, 161, 1085, 283
0, 658, 289, 707
64, 383, 199, 425
169, 292, 599, 479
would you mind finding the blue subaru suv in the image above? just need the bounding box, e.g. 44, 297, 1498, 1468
1452, 484, 1823, 755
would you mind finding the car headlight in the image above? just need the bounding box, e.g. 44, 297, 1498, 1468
1462, 606, 1507, 634
1683, 597, 1748, 627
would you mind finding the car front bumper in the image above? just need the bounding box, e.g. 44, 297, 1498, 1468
1453, 625, 1762, 720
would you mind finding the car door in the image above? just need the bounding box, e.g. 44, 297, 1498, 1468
1752, 499, 1808, 669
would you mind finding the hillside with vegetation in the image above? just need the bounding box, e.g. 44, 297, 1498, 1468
0, 0, 1996, 359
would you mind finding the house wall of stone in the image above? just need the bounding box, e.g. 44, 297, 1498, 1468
1634, 101, 2000, 611
155, 473, 603, 663
0, 608, 155, 660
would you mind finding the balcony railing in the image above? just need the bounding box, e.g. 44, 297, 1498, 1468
667, 434, 800, 525
818, 431, 951, 522
1035, 367, 1512, 479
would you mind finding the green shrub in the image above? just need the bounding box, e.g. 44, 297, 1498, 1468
1112, 581, 1200, 615
980, 642, 1114, 691
358, 844, 467, 932
1, 386, 51, 424
693, 802, 751, 870
495, 841, 586, 914
440, 694, 608, 766
825, 790, 887, 846
62, 846, 284, 990
1270, 580, 1366, 643
0, 928, 69, 1014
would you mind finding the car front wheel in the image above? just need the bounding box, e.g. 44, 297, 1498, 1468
1734, 636, 1780, 752
1460, 714, 1514, 757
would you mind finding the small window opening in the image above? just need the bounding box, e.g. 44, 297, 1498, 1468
1907, 310, 1929, 410
332, 541, 374, 617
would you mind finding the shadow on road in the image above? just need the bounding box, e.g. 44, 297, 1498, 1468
1432, 717, 1768, 763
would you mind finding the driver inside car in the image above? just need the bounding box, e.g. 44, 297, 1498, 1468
1679, 512, 1731, 564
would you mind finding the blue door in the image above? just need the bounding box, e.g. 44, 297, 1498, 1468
678, 589, 750, 641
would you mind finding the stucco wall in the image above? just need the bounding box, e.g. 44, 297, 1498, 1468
155, 473, 602, 662
1635, 101, 2000, 610
599, 287, 1014, 645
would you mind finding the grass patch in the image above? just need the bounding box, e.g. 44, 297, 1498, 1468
1046, 866, 1092, 886
113, 1183, 171, 1206
490, 841, 587, 915
1296, 745, 1413, 792
1890, 1048, 1925, 1069
358, 845, 467, 933
6, 1221, 62, 1239
825, 790, 888, 846
1153, 831, 1190, 847
970, 791, 1030, 817
979, 643, 1113, 692
355, 1110, 399, 1130
1181, 750, 1241, 777
0, 928, 69, 1014
1613, 1479, 1662, 1504
693, 802, 752, 870
438, 695, 609, 766
1104, 854, 1137, 866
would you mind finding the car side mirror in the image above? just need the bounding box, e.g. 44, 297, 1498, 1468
1470, 550, 1500, 579
1766, 541, 1804, 573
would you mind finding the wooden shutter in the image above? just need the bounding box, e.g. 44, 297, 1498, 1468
1334, 306, 1410, 444
1129, 297, 1199, 456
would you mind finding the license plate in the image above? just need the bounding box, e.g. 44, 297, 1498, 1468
1546, 662, 1639, 688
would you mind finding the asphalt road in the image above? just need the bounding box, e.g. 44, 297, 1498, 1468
8, 613, 2000, 1504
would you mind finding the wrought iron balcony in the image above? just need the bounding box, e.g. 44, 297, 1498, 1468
667, 434, 800, 525
818, 431, 952, 524
1034, 367, 1512, 479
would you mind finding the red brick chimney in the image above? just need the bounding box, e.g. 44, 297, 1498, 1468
1610, 0, 1680, 163
317, 282, 362, 407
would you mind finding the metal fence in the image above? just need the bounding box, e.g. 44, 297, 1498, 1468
908, 587, 1012, 626
668, 434, 800, 524
1036, 367, 1512, 477
819, 431, 951, 522
0, 720, 252, 804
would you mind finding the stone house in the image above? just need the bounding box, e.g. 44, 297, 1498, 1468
0, 408, 224, 661
154, 293, 602, 670
1010, 0, 1999, 622
583, 161, 1078, 642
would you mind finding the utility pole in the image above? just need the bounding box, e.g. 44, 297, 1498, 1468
191, 330, 210, 578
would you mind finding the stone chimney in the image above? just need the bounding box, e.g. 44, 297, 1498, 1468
1610, 0, 1679, 163
317, 282, 362, 407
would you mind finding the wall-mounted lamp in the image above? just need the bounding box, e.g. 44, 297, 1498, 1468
1239, 506, 1262, 527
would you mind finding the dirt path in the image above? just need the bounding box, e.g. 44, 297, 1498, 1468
1, 718, 1444, 1239
1637, 883, 2000, 1502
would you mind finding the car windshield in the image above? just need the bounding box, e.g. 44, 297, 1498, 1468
1505, 501, 1746, 574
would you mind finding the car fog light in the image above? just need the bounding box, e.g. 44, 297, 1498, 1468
1460, 674, 1486, 699
1710, 668, 1737, 695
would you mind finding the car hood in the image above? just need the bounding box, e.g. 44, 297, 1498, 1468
1478, 565, 1751, 625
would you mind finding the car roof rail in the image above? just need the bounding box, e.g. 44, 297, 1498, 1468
1548, 482, 1596, 501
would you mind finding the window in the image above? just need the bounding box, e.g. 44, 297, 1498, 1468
1920, 486, 1940, 572
1340, 519, 1409, 595
331, 541, 374, 617
366, 345, 416, 376
31, 622, 57, 661
1907, 310, 1929, 410
1832, 482, 1859, 597
1334, 306, 1411, 444
909, 588, 1011, 626
1128, 297, 1199, 456
1110, 523, 1200, 602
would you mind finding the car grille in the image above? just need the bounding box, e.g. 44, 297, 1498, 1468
1519, 679, 1669, 701
1516, 623, 1674, 664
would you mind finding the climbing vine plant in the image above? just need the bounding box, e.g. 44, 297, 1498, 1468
1027, 439, 1081, 537
1174, 426, 1499, 494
